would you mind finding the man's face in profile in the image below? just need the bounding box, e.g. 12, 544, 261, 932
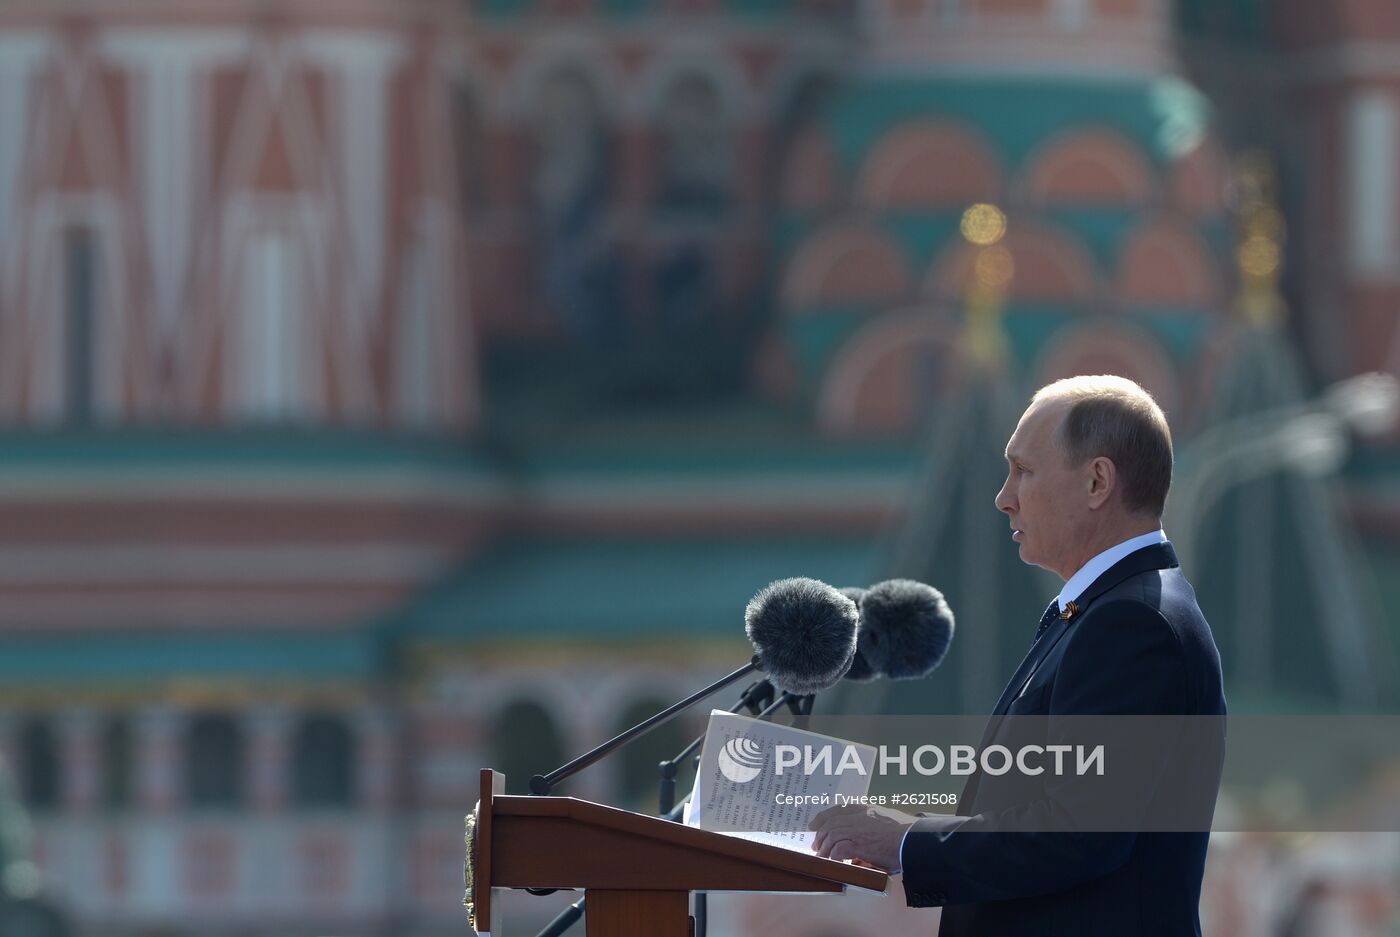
995, 398, 1087, 581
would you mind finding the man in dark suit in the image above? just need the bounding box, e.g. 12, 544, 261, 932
811, 375, 1226, 936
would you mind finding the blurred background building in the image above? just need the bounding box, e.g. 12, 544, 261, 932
0, 0, 1398, 935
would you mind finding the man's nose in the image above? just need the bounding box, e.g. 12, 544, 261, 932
995, 479, 1014, 513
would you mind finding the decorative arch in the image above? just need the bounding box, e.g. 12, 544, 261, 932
185, 712, 245, 809
924, 220, 1100, 304
1171, 136, 1229, 218
612, 693, 700, 808
523, 59, 614, 336
652, 69, 732, 213
782, 224, 912, 309
491, 698, 565, 796
816, 308, 967, 436
764, 61, 839, 127
19, 716, 59, 811
1033, 321, 1182, 418
5, 37, 135, 424
1116, 218, 1222, 309
439, 45, 503, 119
856, 121, 1002, 210
636, 44, 747, 122
508, 34, 625, 118
1020, 128, 1155, 207
101, 716, 133, 810
292, 713, 356, 809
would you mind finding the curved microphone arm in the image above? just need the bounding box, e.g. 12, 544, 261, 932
529, 656, 762, 796
659, 685, 814, 811
667, 682, 808, 766
657, 679, 774, 813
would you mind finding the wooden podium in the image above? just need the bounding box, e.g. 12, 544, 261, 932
466, 769, 888, 936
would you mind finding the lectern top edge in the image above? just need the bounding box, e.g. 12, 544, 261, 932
494, 791, 889, 892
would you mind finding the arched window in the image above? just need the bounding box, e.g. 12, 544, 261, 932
493, 701, 564, 796
185, 714, 244, 809
658, 73, 728, 216
531, 66, 620, 346
101, 717, 133, 811
19, 718, 59, 811
613, 696, 700, 812
292, 714, 355, 809
532, 67, 609, 227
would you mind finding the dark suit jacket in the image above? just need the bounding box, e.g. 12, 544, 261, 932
901, 541, 1226, 937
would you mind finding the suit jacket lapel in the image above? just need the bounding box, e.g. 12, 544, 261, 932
987, 542, 1181, 720
989, 620, 1067, 717
960, 542, 1181, 815
957, 540, 1176, 812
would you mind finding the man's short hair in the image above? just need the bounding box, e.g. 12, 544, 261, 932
1032, 375, 1173, 517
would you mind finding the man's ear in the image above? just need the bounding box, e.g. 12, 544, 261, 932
1087, 456, 1116, 509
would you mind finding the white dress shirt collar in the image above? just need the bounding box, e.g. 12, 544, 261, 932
1056, 529, 1167, 612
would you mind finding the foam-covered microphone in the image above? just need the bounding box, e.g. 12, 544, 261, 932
837, 586, 879, 681
846, 578, 954, 682
745, 577, 860, 696
531, 577, 858, 796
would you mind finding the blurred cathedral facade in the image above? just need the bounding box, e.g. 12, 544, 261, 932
0, 0, 1398, 934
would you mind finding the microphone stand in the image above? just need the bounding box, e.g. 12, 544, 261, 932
529, 656, 762, 796
524, 656, 763, 905
533, 684, 817, 937
658, 679, 774, 815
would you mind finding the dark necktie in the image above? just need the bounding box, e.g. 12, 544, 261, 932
1033, 599, 1060, 645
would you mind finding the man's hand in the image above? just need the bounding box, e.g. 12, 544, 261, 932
809, 804, 916, 872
